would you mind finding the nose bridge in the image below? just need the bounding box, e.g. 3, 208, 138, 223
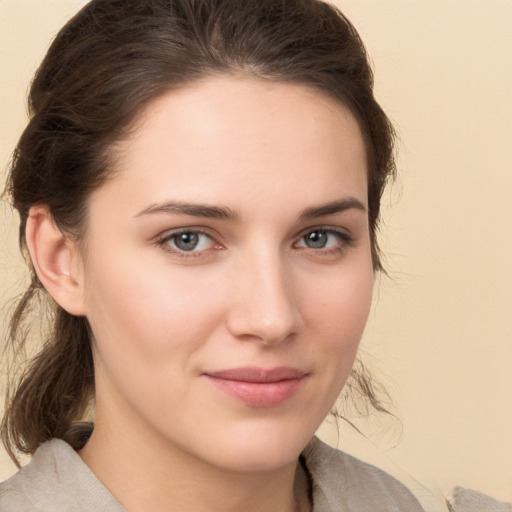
227, 244, 302, 345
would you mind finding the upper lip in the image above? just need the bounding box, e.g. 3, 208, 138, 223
204, 366, 307, 383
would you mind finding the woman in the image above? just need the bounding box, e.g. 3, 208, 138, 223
0, 0, 425, 510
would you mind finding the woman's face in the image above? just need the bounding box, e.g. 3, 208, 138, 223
79, 76, 373, 472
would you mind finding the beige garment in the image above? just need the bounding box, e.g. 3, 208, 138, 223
301, 437, 424, 511
0, 437, 424, 511
448, 486, 512, 512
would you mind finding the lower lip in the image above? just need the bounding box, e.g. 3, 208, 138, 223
205, 376, 306, 408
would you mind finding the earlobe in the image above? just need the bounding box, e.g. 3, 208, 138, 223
25, 206, 86, 316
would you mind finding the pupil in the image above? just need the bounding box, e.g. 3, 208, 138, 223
306, 231, 327, 249
175, 232, 199, 251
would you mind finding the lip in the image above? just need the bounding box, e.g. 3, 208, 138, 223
203, 366, 308, 408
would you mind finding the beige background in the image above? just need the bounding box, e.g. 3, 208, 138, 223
1, 0, 511, 508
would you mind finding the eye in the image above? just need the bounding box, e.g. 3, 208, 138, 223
302, 230, 331, 249
295, 228, 352, 252
159, 230, 217, 253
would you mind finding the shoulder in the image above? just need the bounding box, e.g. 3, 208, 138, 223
302, 437, 425, 512
0, 439, 124, 512
0, 439, 61, 511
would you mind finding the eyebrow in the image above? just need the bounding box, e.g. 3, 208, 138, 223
299, 197, 366, 220
134, 196, 366, 221
134, 201, 239, 220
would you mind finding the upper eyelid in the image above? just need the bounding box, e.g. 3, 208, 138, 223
156, 226, 218, 241
294, 225, 353, 240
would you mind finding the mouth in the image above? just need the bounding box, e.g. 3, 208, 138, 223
203, 366, 308, 408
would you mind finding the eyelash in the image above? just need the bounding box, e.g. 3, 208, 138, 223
156, 228, 220, 259
155, 226, 354, 259
293, 227, 354, 257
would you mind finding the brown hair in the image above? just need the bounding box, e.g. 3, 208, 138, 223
2, 0, 396, 464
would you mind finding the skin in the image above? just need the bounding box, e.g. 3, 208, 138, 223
28, 76, 373, 512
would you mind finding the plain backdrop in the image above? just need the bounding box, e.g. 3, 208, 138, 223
1, 1, 511, 509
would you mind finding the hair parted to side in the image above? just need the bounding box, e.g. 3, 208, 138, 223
2, 0, 396, 465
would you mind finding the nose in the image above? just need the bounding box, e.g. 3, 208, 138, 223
226, 252, 304, 346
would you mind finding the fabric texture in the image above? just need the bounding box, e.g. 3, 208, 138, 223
0, 439, 124, 512
0, 436, 424, 511
448, 486, 512, 512
302, 437, 424, 511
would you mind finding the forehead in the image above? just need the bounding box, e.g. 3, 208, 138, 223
95, 76, 368, 218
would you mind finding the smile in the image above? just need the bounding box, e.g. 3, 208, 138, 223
203, 367, 308, 408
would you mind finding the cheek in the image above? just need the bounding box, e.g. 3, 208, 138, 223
83, 255, 223, 367
306, 262, 373, 341
284, 259, 374, 435
302, 260, 374, 384
83, 260, 227, 423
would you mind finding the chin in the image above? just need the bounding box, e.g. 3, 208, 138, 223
197, 420, 316, 473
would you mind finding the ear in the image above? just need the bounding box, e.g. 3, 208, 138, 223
25, 206, 86, 316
